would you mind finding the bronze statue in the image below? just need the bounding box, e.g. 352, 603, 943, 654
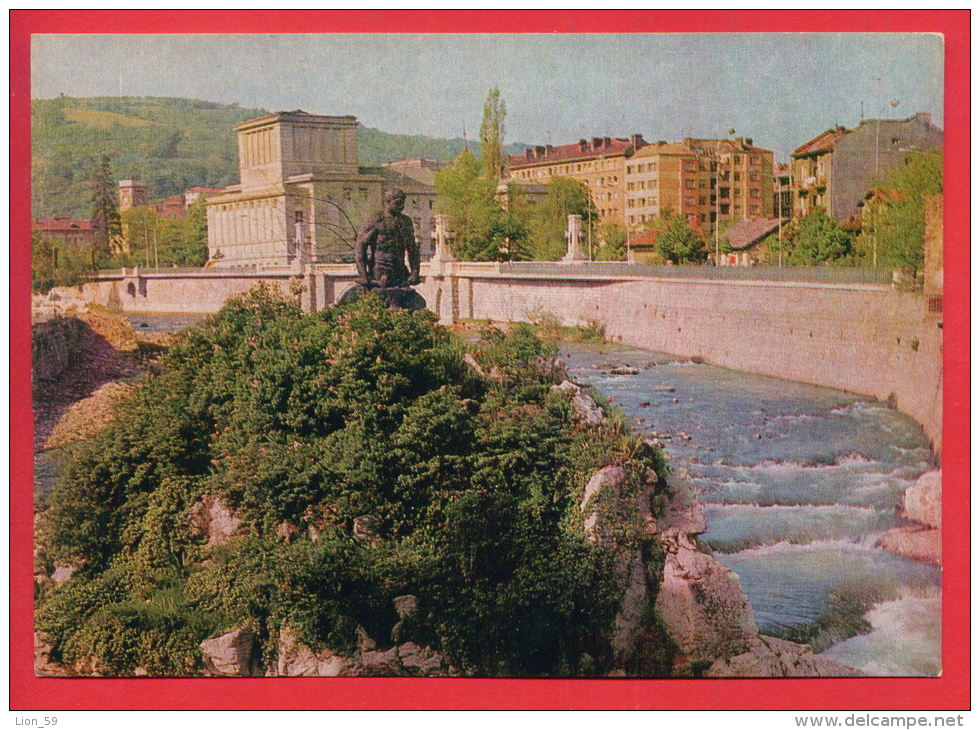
351, 188, 423, 309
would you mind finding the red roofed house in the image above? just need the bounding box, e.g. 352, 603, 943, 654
718, 217, 781, 266
33, 215, 99, 250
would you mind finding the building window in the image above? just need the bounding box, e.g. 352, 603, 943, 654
684, 161, 696, 172
749, 171, 759, 182
685, 179, 695, 190
626, 166, 633, 174
734, 172, 741, 182
750, 188, 760, 199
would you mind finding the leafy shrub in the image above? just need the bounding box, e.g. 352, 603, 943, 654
38, 284, 666, 676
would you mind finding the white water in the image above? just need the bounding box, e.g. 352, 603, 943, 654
564, 343, 940, 676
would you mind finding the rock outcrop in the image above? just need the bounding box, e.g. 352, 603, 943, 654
272, 626, 352, 677
707, 635, 860, 677
654, 469, 758, 666
648, 467, 861, 677
188, 495, 243, 548
553, 379, 605, 426
579, 463, 663, 669
876, 469, 941, 565
200, 627, 257, 677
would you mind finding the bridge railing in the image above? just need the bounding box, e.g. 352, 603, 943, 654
496, 261, 894, 285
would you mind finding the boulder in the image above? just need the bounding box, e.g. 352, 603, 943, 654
355, 625, 376, 653
875, 526, 941, 565
353, 515, 380, 542
50, 562, 77, 585
552, 380, 605, 426
707, 635, 862, 678
274, 626, 352, 677
200, 627, 255, 677
904, 469, 941, 529
610, 366, 639, 375
397, 642, 445, 675
393, 594, 419, 620
188, 496, 242, 548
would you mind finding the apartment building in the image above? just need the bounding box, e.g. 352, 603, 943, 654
624, 137, 774, 230
792, 112, 943, 222
623, 140, 710, 227
506, 135, 647, 222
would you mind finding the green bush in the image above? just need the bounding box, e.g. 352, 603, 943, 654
38, 284, 667, 676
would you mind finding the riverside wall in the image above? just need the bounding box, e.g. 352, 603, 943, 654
45, 264, 943, 456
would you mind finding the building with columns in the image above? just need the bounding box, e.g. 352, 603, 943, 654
205, 111, 385, 267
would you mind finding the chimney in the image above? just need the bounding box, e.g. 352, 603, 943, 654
591, 137, 603, 150
525, 148, 534, 161
745, 137, 753, 147
546, 145, 554, 154
630, 134, 645, 149
535, 145, 546, 158
579, 139, 588, 152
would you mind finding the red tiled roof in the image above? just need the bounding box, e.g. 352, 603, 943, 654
508, 136, 644, 169
792, 127, 849, 157
725, 217, 781, 251
34, 217, 96, 232
629, 229, 659, 247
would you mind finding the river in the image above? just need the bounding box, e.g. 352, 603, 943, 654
562, 342, 940, 677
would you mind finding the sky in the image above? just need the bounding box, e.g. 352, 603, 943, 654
31, 33, 944, 160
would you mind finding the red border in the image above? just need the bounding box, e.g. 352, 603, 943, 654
10, 10, 970, 711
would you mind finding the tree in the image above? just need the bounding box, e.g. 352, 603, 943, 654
120, 199, 209, 268
480, 87, 506, 180
434, 149, 517, 261
789, 207, 853, 265
595, 222, 628, 261
90, 154, 121, 256
655, 211, 706, 264
176, 196, 209, 266
520, 177, 596, 260
858, 150, 942, 273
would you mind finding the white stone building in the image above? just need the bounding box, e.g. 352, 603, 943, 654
206, 111, 384, 267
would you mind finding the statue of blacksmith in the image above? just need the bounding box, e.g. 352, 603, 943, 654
352, 188, 423, 309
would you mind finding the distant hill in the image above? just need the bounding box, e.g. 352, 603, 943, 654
31, 96, 527, 219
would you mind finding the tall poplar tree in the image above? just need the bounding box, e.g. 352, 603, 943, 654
90, 154, 122, 257
480, 87, 506, 180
